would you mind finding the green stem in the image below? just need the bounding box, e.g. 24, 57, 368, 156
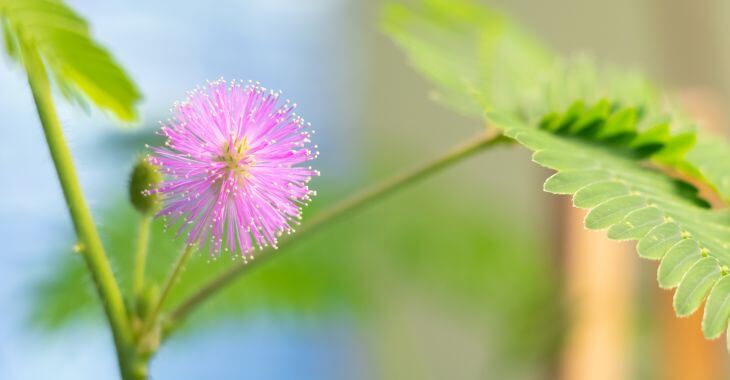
140, 244, 195, 339
133, 215, 152, 297
22, 49, 135, 377
167, 130, 508, 330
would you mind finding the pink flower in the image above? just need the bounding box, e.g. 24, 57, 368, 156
148, 79, 318, 258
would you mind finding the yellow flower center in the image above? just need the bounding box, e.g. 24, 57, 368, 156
220, 137, 254, 178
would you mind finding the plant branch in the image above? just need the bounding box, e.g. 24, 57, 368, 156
133, 215, 152, 297
22, 48, 135, 377
141, 244, 195, 339
166, 129, 508, 330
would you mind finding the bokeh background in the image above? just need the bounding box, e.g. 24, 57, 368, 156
0, 0, 729, 379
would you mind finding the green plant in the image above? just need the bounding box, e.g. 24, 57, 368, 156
4, 1, 545, 377
5, 0, 730, 378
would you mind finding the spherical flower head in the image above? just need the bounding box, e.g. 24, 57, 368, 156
148, 79, 319, 258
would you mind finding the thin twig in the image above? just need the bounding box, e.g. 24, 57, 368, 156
142, 244, 195, 339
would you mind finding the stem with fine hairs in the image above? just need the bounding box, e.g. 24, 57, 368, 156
23, 47, 137, 379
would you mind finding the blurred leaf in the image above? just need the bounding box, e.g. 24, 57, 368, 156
0, 0, 141, 121
383, 0, 555, 119
383, 0, 663, 123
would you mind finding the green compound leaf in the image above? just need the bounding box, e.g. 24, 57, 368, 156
386, 0, 730, 346
0, 0, 141, 121
490, 105, 730, 340
486, 104, 730, 344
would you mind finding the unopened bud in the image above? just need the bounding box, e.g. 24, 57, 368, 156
129, 158, 162, 215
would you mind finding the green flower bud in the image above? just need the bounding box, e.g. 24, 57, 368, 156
129, 158, 162, 215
